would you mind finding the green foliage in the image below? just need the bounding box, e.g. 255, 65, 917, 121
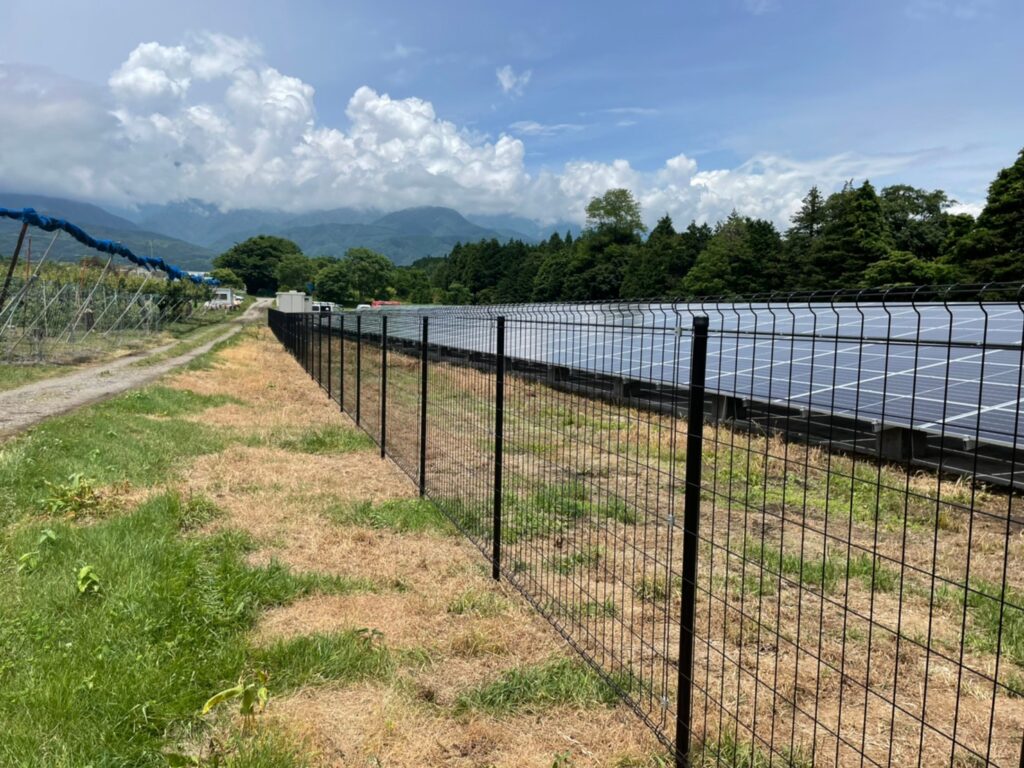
274, 253, 317, 292
207, 267, 246, 290
275, 424, 375, 454
0, 385, 234, 526
251, 630, 393, 690
214, 235, 303, 295
0, 492, 375, 766
447, 589, 511, 617
327, 498, 454, 535
453, 657, 619, 715
315, 247, 396, 304
586, 188, 647, 237
950, 147, 1024, 283
44, 473, 102, 517
403, 146, 1022, 302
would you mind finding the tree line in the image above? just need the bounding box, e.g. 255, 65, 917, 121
212, 146, 1024, 304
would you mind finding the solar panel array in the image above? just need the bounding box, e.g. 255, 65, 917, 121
345, 300, 1024, 451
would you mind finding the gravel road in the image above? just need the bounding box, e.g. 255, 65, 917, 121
0, 298, 271, 438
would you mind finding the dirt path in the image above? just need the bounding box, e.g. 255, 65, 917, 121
0, 298, 271, 438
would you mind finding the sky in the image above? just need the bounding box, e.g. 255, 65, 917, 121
0, 0, 1021, 229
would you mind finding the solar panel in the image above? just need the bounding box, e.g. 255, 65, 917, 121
339, 301, 1024, 452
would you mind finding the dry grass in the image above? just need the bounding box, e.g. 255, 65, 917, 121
369, 345, 1024, 767
271, 682, 663, 768
163, 328, 666, 767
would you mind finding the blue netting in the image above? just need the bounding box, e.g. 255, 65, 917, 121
0, 207, 218, 285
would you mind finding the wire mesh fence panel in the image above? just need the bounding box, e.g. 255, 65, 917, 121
267, 288, 1024, 768
382, 312, 423, 482
421, 312, 498, 557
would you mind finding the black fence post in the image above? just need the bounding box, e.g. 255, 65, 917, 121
317, 313, 323, 386
355, 315, 362, 425
676, 314, 709, 768
338, 314, 345, 411
327, 313, 332, 400
419, 316, 429, 497
380, 315, 388, 459
492, 316, 506, 581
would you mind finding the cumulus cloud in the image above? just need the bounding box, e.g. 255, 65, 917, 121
0, 33, 966, 230
496, 64, 531, 96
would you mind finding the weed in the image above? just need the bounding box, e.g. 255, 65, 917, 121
76, 564, 102, 596
549, 546, 602, 575
447, 589, 510, 617
453, 657, 618, 715
44, 473, 102, 517
277, 424, 374, 455
328, 498, 454, 534
0, 492, 375, 766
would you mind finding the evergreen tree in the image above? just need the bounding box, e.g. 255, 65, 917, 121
809, 181, 891, 289
949, 147, 1024, 283
681, 214, 751, 296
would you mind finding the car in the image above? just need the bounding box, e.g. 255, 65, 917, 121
355, 303, 371, 310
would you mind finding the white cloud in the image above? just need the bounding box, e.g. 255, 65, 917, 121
509, 120, 584, 136
384, 42, 422, 60
0, 34, 984, 231
744, 0, 777, 14
906, 0, 995, 18
496, 65, 531, 96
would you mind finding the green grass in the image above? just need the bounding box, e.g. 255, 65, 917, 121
693, 730, 813, 767
0, 386, 237, 526
276, 424, 375, 455
0, 362, 69, 392
549, 546, 602, 575
934, 579, 1024, 668
327, 498, 455, 535
0, 492, 379, 767
133, 320, 236, 367
743, 543, 900, 596
447, 589, 511, 617
453, 657, 619, 715
252, 630, 393, 690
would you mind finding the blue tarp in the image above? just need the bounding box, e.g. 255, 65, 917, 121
0, 207, 218, 285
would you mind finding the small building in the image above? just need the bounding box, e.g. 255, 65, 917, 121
276, 291, 312, 313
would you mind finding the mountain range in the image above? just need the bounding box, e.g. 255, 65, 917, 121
0, 194, 579, 271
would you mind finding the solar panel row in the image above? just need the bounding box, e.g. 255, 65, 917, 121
338, 301, 1024, 450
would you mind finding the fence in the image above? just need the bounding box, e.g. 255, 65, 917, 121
268, 286, 1024, 768
0, 274, 212, 363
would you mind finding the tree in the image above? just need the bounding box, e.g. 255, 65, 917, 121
681, 214, 752, 296
585, 189, 647, 238
807, 181, 892, 289
343, 247, 395, 303
313, 261, 351, 304
275, 254, 317, 292
949, 147, 1024, 283
861, 250, 956, 287
879, 185, 952, 262
213, 236, 302, 295
208, 267, 245, 290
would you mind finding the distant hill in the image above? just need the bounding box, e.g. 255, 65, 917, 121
0, 193, 215, 271
1, 194, 571, 269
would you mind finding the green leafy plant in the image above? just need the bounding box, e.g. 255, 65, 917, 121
44, 473, 102, 517
202, 671, 270, 733
76, 564, 101, 596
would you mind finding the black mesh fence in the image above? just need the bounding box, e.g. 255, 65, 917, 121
268, 286, 1024, 768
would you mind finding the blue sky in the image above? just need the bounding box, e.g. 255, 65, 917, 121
0, 0, 1020, 227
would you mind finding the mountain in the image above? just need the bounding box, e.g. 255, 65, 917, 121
0, 193, 215, 271
466, 213, 582, 241
210, 206, 537, 266
1, 194, 566, 270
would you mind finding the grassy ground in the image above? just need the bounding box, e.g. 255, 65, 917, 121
0, 328, 669, 767
320, 330, 1024, 768
0, 302, 246, 392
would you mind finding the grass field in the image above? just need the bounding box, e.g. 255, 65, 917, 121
313, 328, 1024, 768
0, 328, 669, 767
